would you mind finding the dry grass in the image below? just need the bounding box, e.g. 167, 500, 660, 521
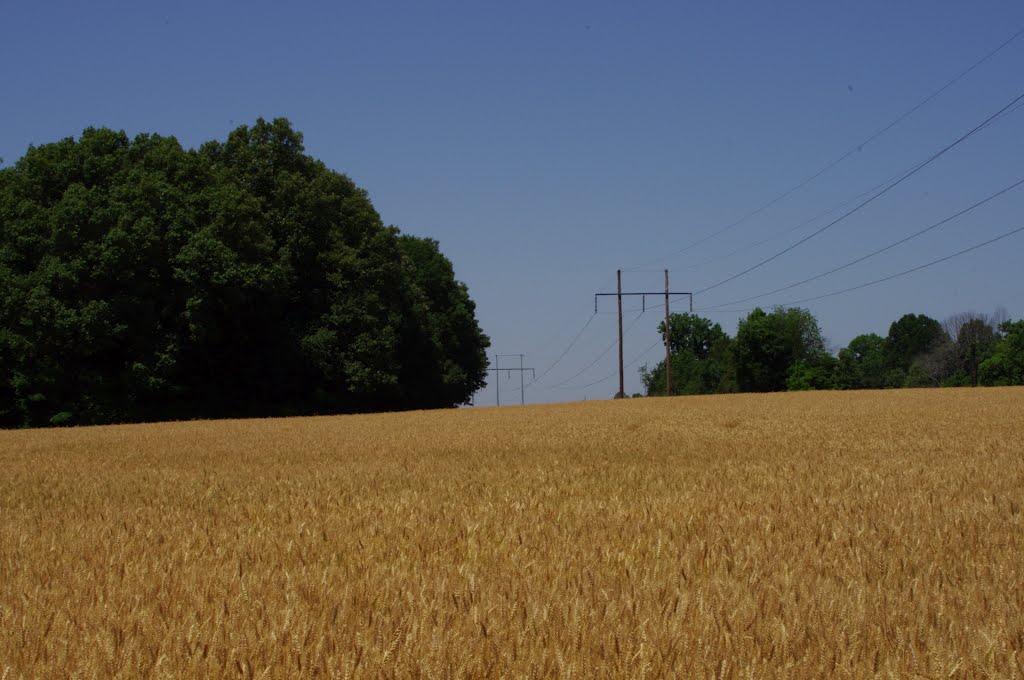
1, 388, 1023, 678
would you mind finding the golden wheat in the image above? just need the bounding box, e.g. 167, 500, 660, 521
1, 388, 1023, 678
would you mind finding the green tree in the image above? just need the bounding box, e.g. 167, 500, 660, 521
395, 235, 490, 407
978, 320, 1024, 386
955, 318, 997, 386
734, 307, 827, 392
639, 313, 735, 396
884, 313, 947, 376
786, 354, 838, 391
0, 128, 192, 425
662, 313, 724, 359
835, 333, 888, 390
904, 338, 957, 388
0, 119, 489, 427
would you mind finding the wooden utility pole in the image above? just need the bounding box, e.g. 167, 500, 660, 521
595, 273, 693, 399
617, 270, 624, 399
665, 269, 671, 397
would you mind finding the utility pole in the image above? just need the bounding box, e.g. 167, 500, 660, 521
487, 354, 536, 406
495, 353, 534, 406
595, 273, 692, 399
665, 269, 671, 397
617, 270, 624, 399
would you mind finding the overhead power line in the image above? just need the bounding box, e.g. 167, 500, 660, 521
557, 337, 665, 391
503, 292, 691, 394
785, 224, 1024, 306
701, 175, 1024, 310
674, 160, 946, 273
668, 96, 1024, 276
694, 88, 1024, 296
624, 24, 1024, 271
530, 312, 598, 385
695, 223, 1024, 312
551, 311, 646, 388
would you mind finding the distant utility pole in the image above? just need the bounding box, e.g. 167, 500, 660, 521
595, 270, 692, 398
487, 354, 536, 406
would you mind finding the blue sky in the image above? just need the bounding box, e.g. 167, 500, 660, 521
3, 1, 1023, 404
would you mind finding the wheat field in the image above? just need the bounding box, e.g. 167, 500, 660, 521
1, 388, 1023, 678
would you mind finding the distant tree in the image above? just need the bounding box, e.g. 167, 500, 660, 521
954, 318, 996, 386
884, 313, 947, 376
979, 320, 1024, 386
905, 338, 958, 388
835, 333, 888, 390
662, 313, 724, 359
639, 313, 735, 396
734, 307, 827, 392
786, 354, 838, 391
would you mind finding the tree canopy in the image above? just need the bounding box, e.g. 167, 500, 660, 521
885, 313, 947, 373
636, 306, 1024, 398
640, 313, 734, 396
978, 320, 1024, 386
834, 333, 890, 390
0, 119, 489, 427
734, 307, 827, 392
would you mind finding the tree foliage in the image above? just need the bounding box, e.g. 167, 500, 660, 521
734, 307, 827, 392
0, 119, 489, 427
979, 320, 1024, 386
786, 354, 838, 391
884, 314, 946, 373
640, 314, 735, 396
834, 333, 890, 390
635, 305, 1024, 398
954, 317, 998, 386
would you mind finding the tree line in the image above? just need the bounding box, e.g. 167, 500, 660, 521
0, 119, 490, 427
640, 306, 1024, 397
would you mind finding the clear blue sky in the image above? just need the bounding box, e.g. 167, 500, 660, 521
3, 1, 1023, 405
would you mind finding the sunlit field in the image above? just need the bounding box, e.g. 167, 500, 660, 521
2, 388, 1023, 678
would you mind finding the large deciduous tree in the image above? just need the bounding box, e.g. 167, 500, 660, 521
0, 118, 489, 427
884, 314, 946, 373
956, 319, 995, 386
835, 333, 890, 390
734, 307, 828, 392
639, 313, 735, 396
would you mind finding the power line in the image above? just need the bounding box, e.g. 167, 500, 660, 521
542, 293, 694, 391
674, 161, 934, 273
551, 311, 646, 388
695, 223, 1024, 312
557, 337, 664, 391
514, 295, 681, 393
667, 96, 1024, 276
624, 24, 1024, 271
530, 312, 598, 385
782, 223, 1024, 306
694, 88, 1024, 296
700, 175, 1024, 310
